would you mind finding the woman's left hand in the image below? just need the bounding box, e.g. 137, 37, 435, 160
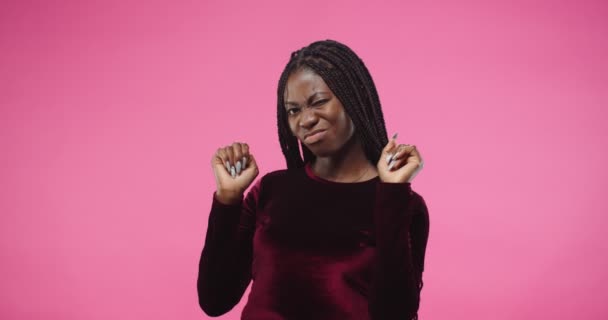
377, 133, 424, 183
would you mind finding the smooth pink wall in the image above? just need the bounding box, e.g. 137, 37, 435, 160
1, 0, 607, 319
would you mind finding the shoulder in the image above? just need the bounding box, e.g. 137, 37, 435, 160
262, 168, 291, 180
258, 168, 301, 186
246, 168, 302, 205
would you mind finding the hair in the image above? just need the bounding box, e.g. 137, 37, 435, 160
276, 39, 389, 170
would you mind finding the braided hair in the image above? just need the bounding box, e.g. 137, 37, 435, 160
276, 39, 389, 170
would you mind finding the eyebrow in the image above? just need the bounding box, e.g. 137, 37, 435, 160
285, 91, 329, 107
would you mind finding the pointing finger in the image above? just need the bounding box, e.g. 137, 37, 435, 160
383, 132, 399, 163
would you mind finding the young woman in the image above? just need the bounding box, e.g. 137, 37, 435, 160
198, 39, 429, 320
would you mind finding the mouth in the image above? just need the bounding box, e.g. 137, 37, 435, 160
303, 129, 327, 144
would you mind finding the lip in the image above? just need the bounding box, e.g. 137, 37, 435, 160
303, 129, 327, 144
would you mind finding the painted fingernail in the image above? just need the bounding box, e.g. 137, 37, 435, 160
230, 166, 236, 178
225, 161, 230, 172
388, 159, 395, 170
386, 153, 393, 164
242, 156, 247, 169
392, 132, 398, 140
236, 160, 242, 175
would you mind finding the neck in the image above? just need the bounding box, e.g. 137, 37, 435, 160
311, 135, 377, 182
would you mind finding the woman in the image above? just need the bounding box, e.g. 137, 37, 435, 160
198, 39, 429, 320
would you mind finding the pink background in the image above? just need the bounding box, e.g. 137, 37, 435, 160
1, 0, 607, 319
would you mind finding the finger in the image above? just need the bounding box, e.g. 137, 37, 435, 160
224, 146, 235, 176
241, 143, 250, 169
409, 146, 423, 167
388, 155, 418, 172
391, 144, 415, 161
403, 145, 423, 166
211, 148, 226, 167
391, 149, 424, 173
232, 142, 243, 162
223, 150, 233, 173
241, 152, 259, 177
214, 148, 229, 172
232, 142, 244, 175
213, 148, 232, 178
383, 133, 399, 163
382, 132, 398, 152
247, 152, 259, 172
393, 158, 422, 173
387, 157, 400, 171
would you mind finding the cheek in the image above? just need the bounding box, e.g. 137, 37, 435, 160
287, 118, 298, 136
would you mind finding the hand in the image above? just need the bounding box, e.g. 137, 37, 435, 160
211, 142, 259, 204
377, 133, 424, 183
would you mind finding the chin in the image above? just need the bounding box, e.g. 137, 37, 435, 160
302, 142, 338, 158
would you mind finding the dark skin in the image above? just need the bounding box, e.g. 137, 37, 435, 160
284, 68, 378, 182
211, 68, 424, 204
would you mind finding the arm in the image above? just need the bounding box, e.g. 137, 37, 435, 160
369, 182, 430, 320
197, 179, 261, 316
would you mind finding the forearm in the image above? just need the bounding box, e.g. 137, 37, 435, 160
197, 192, 252, 316
369, 182, 419, 320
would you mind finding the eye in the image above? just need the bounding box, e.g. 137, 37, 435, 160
286, 108, 300, 116
312, 99, 328, 106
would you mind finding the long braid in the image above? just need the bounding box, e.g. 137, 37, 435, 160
312, 47, 384, 161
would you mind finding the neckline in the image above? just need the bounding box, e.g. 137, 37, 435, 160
304, 161, 379, 185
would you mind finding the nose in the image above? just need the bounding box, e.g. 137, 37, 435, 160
299, 107, 319, 129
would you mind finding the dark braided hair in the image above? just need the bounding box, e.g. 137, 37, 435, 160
276, 39, 389, 170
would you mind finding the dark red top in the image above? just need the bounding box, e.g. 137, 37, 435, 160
198, 162, 430, 319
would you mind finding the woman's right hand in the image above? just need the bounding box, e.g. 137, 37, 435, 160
211, 142, 259, 205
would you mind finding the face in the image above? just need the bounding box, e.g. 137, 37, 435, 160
284, 68, 356, 157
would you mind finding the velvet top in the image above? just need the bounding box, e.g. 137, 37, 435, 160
197, 162, 430, 319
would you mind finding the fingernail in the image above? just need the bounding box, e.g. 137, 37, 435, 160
225, 161, 230, 172
230, 166, 236, 178
388, 160, 395, 171
386, 153, 393, 164
392, 132, 398, 140
242, 156, 247, 169
236, 161, 242, 175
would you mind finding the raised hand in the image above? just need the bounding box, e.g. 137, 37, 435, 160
211, 142, 259, 205
377, 133, 424, 183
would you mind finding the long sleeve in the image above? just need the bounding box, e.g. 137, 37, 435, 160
197, 179, 261, 317
369, 182, 430, 320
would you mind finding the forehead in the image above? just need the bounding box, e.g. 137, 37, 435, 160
284, 68, 330, 99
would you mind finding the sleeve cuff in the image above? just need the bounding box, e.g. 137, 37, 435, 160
209, 191, 243, 226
